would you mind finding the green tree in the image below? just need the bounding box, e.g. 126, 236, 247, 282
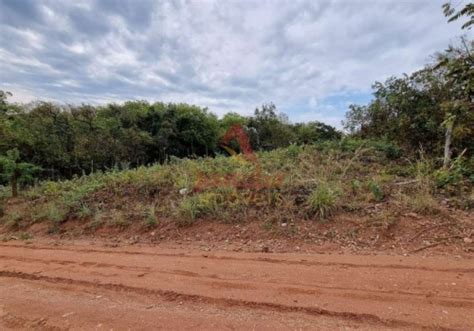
443, 1, 474, 30
248, 103, 296, 150
0, 149, 41, 197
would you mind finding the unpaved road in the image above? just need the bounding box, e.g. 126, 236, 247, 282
0, 242, 472, 330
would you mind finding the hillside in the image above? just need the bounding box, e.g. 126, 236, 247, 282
1, 140, 472, 255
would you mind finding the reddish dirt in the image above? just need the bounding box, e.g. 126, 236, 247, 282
0, 241, 473, 330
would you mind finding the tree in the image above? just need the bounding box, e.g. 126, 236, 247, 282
294, 121, 341, 144
344, 40, 473, 157
0, 90, 12, 114
248, 103, 296, 150
443, 1, 474, 30
0, 149, 40, 197
435, 38, 474, 165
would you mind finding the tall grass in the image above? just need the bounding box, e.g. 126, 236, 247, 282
0, 139, 471, 230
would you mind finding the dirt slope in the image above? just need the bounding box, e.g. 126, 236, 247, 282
0, 242, 473, 330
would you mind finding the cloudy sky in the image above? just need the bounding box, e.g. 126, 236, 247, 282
0, 0, 469, 127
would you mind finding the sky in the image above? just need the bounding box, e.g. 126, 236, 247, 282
0, 0, 469, 128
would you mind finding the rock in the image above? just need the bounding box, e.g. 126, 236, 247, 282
463, 237, 473, 244
179, 188, 189, 195
281, 223, 287, 227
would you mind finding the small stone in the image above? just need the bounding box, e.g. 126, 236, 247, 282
179, 188, 189, 195
463, 237, 473, 244
281, 223, 287, 227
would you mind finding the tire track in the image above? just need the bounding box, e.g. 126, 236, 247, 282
0, 270, 446, 330
2, 253, 473, 307
1, 243, 472, 273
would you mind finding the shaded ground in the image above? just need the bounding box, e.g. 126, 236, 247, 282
0, 241, 473, 330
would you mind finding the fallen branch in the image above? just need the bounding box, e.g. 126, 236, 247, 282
428, 235, 462, 241
409, 241, 447, 253
394, 179, 419, 186
408, 223, 452, 242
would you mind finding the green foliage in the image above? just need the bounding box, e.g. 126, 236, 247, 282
306, 183, 340, 219
368, 180, 385, 202
443, 2, 474, 30
344, 40, 473, 158
0, 148, 41, 196
19, 232, 32, 240
0, 138, 471, 232
433, 154, 468, 190
40, 202, 69, 224
177, 192, 223, 225
0, 93, 342, 190
144, 204, 159, 228
4, 211, 21, 229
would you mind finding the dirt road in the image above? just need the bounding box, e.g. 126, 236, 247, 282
0, 242, 472, 330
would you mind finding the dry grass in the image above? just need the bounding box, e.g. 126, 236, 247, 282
0, 139, 471, 232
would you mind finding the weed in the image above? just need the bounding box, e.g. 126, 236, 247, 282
400, 191, 439, 215
76, 203, 94, 220
19, 232, 32, 240
177, 192, 223, 225
42, 203, 69, 224
144, 204, 159, 228
0, 199, 4, 217
350, 179, 361, 194
306, 182, 339, 219
108, 210, 130, 229
368, 180, 385, 202
87, 212, 103, 231
4, 212, 21, 229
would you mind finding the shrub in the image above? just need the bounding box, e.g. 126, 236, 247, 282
306, 183, 339, 219
38, 202, 69, 224
433, 155, 466, 190
75, 203, 94, 220
19, 232, 32, 240
177, 192, 223, 225
144, 204, 159, 228
399, 190, 439, 215
4, 211, 21, 229
368, 180, 384, 202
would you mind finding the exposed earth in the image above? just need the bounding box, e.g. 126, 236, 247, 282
0, 239, 473, 330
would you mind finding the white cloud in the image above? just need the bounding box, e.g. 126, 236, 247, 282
0, 0, 469, 126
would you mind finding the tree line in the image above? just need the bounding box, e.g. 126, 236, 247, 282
345, 2, 473, 165
0, 97, 340, 191
1, 1, 472, 195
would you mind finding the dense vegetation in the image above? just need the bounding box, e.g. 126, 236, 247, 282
0, 97, 340, 193
1, 139, 471, 235
344, 39, 473, 158
0, 2, 472, 234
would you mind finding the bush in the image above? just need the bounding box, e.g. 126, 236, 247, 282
144, 204, 159, 228
4, 211, 21, 229
368, 180, 385, 202
306, 183, 339, 219
42, 203, 69, 224
177, 192, 223, 225
433, 156, 466, 190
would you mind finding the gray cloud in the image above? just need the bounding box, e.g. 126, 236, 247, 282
0, 0, 469, 126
